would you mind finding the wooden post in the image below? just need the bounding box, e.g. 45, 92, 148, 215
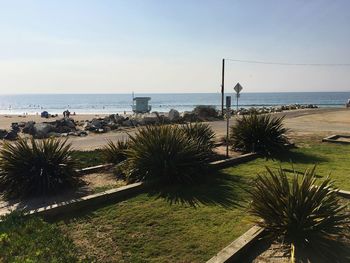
221, 59, 225, 117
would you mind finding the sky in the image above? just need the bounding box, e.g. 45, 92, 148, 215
0, 0, 350, 94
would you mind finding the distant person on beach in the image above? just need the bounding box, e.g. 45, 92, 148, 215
63, 110, 71, 118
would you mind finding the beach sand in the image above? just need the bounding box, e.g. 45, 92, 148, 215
1, 108, 349, 151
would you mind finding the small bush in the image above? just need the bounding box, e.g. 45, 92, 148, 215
193, 105, 218, 119
249, 166, 350, 261
102, 140, 129, 164
180, 122, 215, 157
230, 113, 289, 156
0, 138, 79, 198
124, 125, 208, 184
0, 213, 80, 262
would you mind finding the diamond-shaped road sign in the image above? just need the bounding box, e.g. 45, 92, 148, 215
234, 83, 243, 94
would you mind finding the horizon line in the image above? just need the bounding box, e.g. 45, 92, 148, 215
1, 91, 350, 95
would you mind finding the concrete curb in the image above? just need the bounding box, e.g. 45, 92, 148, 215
210, 153, 258, 169
24, 182, 145, 219
76, 163, 114, 175
322, 135, 350, 144
207, 190, 350, 263
206, 225, 264, 263
338, 189, 350, 198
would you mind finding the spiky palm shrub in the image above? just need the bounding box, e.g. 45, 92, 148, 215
180, 122, 215, 157
102, 140, 129, 164
249, 166, 350, 261
230, 113, 289, 156
0, 138, 79, 198
124, 125, 207, 184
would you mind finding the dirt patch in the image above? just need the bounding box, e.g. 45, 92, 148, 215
213, 145, 242, 158
0, 171, 126, 216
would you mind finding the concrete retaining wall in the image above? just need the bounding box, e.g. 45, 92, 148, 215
206, 225, 264, 263
210, 153, 258, 169
26, 182, 145, 219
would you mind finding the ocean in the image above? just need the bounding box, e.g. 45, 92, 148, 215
0, 92, 349, 115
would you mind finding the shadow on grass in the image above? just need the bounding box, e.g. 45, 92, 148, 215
275, 150, 328, 164
146, 170, 247, 208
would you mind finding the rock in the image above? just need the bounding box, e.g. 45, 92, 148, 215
122, 120, 134, 127
141, 116, 158, 125
91, 119, 103, 129
193, 105, 218, 119
103, 126, 112, 133
47, 132, 61, 138
78, 131, 88, 137
11, 123, 20, 132
114, 115, 125, 124
168, 109, 180, 122
4, 130, 18, 140
107, 123, 119, 130
0, 129, 8, 139
181, 111, 199, 122
18, 122, 26, 128
56, 118, 76, 129
34, 123, 54, 138
22, 121, 36, 134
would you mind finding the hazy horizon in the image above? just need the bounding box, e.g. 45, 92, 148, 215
1, 0, 350, 94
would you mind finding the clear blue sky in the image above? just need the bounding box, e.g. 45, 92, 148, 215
1, 0, 350, 93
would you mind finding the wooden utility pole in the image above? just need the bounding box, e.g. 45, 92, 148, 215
221, 59, 225, 117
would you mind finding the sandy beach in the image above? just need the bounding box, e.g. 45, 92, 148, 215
1, 108, 350, 151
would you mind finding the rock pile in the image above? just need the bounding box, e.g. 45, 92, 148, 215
20, 118, 87, 139
232, 104, 318, 115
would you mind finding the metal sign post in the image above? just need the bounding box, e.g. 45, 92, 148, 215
234, 83, 243, 112
226, 96, 231, 158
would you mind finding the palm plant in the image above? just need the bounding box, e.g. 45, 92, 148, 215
249, 166, 349, 261
102, 140, 129, 164
230, 113, 289, 156
0, 138, 79, 198
124, 125, 207, 184
180, 122, 215, 157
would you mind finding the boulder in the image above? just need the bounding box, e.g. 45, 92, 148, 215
11, 123, 20, 132
0, 129, 8, 139
141, 116, 158, 125
168, 109, 180, 122
56, 118, 76, 129
34, 123, 54, 138
4, 130, 18, 140
77, 131, 88, 137
181, 111, 199, 122
103, 126, 112, 133
91, 119, 103, 129
22, 121, 36, 134
114, 115, 125, 124
122, 119, 134, 127
83, 122, 95, 131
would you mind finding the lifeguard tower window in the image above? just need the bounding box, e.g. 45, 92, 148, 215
132, 97, 152, 113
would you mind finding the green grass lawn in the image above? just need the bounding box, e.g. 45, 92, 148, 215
239, 140, 350, 191
0, 213, 81, 263
58, 169, 255, 262
2, 139, 350, 262
71, 149, 105, 169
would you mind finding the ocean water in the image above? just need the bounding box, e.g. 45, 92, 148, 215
0, 92, 349, 115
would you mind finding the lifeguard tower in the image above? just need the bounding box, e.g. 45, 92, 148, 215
132, 97, 152, 113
